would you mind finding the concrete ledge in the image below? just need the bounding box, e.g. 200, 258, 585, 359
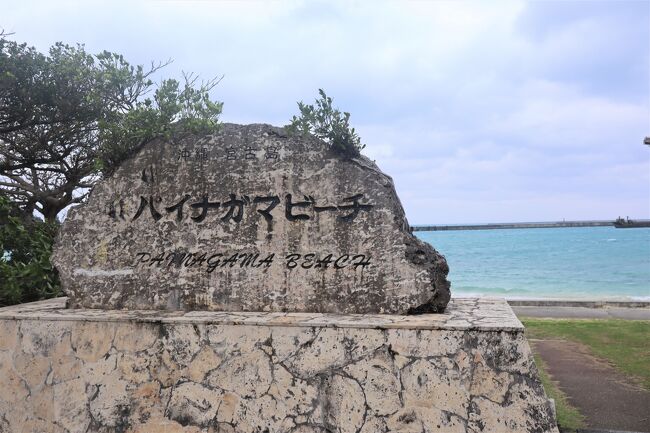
0, 297, 524, 331
0, 298, 557, 433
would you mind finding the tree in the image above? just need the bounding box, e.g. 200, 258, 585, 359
0, 36, 223, 222
0, 194, 60, 306
287, 89, 365, 157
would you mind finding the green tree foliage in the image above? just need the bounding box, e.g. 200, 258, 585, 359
0, 194, 60, 306
287, 89, 365, 157
0, 36, 223, 222
97, 72, 224, 175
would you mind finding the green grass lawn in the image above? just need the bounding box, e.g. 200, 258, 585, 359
522, 318, 650, 390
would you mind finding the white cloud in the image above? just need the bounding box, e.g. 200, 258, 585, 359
2, 0, 648, 223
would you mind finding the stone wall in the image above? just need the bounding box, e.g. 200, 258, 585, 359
0, 298, 558, 433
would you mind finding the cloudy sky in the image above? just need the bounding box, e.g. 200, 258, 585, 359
3, 0, 649, 224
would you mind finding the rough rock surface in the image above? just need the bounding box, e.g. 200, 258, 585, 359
0, 298, 559, 433
52, 123, 450, 313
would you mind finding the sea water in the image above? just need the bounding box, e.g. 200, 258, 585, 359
416, 226, 650, 301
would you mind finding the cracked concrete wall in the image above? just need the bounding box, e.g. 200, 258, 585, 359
0, 299, 558, 433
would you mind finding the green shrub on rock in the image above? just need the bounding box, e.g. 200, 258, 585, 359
287, 89, 365, 157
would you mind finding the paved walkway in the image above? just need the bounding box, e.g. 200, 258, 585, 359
512, 306, 650, 320
530, 339, 650, 432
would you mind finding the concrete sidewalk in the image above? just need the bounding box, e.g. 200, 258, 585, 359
511, 305, 650, 320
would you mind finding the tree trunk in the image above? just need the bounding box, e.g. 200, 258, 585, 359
42, 206, 60, 223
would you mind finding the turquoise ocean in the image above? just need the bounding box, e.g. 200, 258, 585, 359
416, 226, 650, 301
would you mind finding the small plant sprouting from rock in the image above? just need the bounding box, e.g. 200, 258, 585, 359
287, 89, 365, 157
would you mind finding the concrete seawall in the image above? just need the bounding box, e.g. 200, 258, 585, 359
412, 220, 614, 232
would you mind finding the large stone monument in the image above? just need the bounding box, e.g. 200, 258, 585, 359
52, 124, 451, 314
0, 124, 558, 433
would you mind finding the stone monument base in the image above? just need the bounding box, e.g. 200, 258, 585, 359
0, 298, 558, 433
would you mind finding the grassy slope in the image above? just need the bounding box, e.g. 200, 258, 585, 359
522, 318, 650, 390
523, 318, 650, 431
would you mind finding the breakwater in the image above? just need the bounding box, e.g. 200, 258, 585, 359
412, 220, 614, 232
